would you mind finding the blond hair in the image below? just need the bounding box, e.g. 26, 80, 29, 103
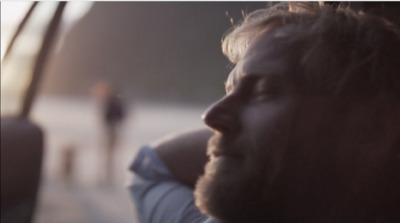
222, 2, 400, 100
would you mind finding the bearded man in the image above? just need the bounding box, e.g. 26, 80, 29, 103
129, 2, 400, 223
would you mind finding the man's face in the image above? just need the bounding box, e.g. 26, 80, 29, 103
195, 31, 303, 222
195, 30, 397, 223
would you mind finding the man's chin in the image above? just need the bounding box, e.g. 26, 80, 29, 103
208, 155, 245, 174
194, 163, 232, 221
194, 158, 266, 223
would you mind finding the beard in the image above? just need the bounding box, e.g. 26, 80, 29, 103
194, 134, 282, 223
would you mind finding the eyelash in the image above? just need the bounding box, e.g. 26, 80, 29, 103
227, 76, 275, 102
250, 81, 274, 102
252, 87, 272, 102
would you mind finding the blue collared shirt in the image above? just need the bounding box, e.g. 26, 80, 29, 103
128, 145, 219, 223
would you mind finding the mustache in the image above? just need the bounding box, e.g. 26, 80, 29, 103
207, 134, 247, 159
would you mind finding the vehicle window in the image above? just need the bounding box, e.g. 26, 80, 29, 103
1, 2, 58, 117
1, 2, 31, 59
1, 2, 92, 117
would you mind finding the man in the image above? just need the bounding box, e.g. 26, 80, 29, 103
129, 2, 400, 223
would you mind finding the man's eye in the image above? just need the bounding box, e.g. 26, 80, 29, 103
252, 85, 273, 102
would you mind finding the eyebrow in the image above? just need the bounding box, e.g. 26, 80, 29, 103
225, 72, 281, 94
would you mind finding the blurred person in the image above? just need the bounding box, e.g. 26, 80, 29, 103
91, 81, 126, 184
60, 143, 76, 181
129, 2, 400, 223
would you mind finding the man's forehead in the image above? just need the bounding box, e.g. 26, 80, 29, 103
225, 31, 298, 92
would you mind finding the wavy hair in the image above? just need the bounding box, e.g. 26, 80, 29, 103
222, 2, 400, 100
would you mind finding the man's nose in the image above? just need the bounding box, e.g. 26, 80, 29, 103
202, 96, 240, 135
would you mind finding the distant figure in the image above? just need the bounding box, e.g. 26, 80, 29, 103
103, 89, 126, 185
60, 144, 76, 181
91, 81, 126, 184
